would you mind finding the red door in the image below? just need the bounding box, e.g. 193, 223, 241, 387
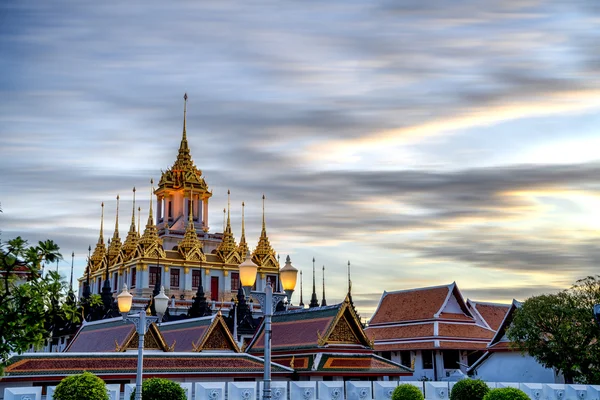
211, 277, 219, 301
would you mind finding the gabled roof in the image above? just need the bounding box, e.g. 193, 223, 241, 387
158, 313, 239, 352
65, 317, 171, 353
2, 352, 293, 381
487, 299, 521, 350
369, 282, 472, 325
467, 299, 510, 331
246, 296, 372, 353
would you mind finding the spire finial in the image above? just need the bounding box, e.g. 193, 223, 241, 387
223, 208, 226, 232
309, 257, 319, 308
262, 194, 266, 232
241, 201, 246, 236
321, 265, 327, 307
299, 270, 304, 307
227, 189, 231, 227
113, 194, 120, 239
130, 187, 136, 229
348, 260, 352, 294
69, 251, 74, 291
137, 206, 141, 235
148, 179, 154, 222
182, 93, 188, 143
99, 202, 104, 244
86, 245, 91, 285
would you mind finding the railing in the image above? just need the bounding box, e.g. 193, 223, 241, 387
4, 380, 600, 400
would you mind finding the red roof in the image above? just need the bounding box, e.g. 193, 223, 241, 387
367, 323, 434, 341
470, 302, 510, 331
369, 286, 450, 324
438, 323, 494, 340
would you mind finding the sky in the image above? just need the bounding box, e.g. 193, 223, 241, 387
1, 1, 600, 318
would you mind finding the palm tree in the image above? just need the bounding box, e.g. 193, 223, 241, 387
36, 240, 62, 276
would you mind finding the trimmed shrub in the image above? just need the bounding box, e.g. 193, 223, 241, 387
392, 384, 425, 400
53, 371, 109, 400
450, 379, 490, 400
483, 387, 530, 400
130, 377, 186, 400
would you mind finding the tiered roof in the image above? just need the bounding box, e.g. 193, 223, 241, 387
366, 283, 496, 351
158, 314, 239, 352
246, 296, 411, 377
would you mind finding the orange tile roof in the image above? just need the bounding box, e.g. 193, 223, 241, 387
438, 323, 494, 340
488, 341, 514, 351
369, 286, 450, 324
473, 303, 510, 331
367, 324, 434, 341
438, 312, 472, 321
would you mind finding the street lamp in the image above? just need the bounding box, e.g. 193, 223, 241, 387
279, 255, 298, 305
238, 255, 296, 400
117, 284, 168, 400
239, 251, 258, 297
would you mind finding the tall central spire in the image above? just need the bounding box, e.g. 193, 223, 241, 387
309, 257, 319, 308
180, 93, 189, 154
321, 265, 327, 307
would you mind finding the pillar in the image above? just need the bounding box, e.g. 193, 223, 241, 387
157, 196, 162, 221
164, 267, 171, 291
203, 198, 209, 229
184, 268, 192, 292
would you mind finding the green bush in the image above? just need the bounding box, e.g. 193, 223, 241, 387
482, 387, 530, 400
450, 379, 490, 400
53, 371, 109, 400
392, 384, 425, 400
130, 377, 186, 400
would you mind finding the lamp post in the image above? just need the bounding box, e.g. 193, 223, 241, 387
117, 284, 168, 400
238, 253, 296, 400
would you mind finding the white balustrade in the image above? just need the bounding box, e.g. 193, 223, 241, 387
179, 382, 193, 400
106, 384, 120, 400
496, 382, 520, 389
424, 381, 449, 400
45, 386, 56, 400
195, 382, 226, 400
566, 384, 589, 400
485, 382, 498, 389
3, 387, 42, 400
290, 381, 317, 400
259, 381, 288, 400
318, 381, 345, 400
372, 381, 398, 400
520, 383, 544, 400
124, 383, 136, 400
543, 384, 566, 400
346, 381, 372, 400
588, 386, 600, 400
227, 381, 257, 400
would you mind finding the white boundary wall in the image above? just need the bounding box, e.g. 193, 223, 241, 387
5, 381, 600, 400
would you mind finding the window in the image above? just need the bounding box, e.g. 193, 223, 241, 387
170, 268, 180, 288
422, 350, 434, 369
113, 272, 118, 291
97, 278, 101, 293
192, 269, 201, 289
400, 351, 411, 367
231, 272, 240, 291
168, 201, 172, 218
149, 266, 161, 286
443, 350, 460, 369
381, 351, 392, 360
266, 274, 278, 290
131, 267, 136, 288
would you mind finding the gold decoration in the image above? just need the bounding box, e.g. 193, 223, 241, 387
290, 356, 295, 369
327, 315, 360, 344
164, 266, 169, 273
184, 267, 190, 274
252, 195, 278, 270
90, 202, 106, 272
237, 201, 249, 257
178, 190, 206, 262
122, 187, 140, 262
216, 190, 241, 265
205, 269, 210, 275
223, 270, 229, 277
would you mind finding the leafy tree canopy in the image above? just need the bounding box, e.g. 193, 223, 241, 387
507, 276, 600, 384
1, 236, 79, 370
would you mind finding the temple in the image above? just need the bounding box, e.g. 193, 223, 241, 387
80, 94, 280, 310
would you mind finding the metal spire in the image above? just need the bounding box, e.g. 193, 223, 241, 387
309, 257, 319, 308
131, 187, 136, 230
137, 206, 141, 235
321, 265, 327, 307
69, 251, 74, 291
299, 270, 304, 307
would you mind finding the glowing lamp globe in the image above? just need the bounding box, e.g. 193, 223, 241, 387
117, 284, 133, 314
239, 252, 258, 291
280, 255, 298, 303
154, 286, 169, 316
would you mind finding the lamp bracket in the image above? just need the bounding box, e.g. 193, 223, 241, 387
251, 290, 287, 313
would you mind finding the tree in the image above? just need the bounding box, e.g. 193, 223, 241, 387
53, 371, 109, 400
0, 236, 77, 370
508, 276, 600, 383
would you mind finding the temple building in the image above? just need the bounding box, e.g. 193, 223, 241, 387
79, 94, 280, 308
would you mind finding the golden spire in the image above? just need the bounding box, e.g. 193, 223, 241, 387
90, 202, 107, 270
179, 188, 204, 260
123, 187, 140, 260
137, 206, 141, 236
237, 201, 249, 257
138, 179, 164, 256
108, 195, 123, 262
252, 194, 277, 268
217, 189, 239, 262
